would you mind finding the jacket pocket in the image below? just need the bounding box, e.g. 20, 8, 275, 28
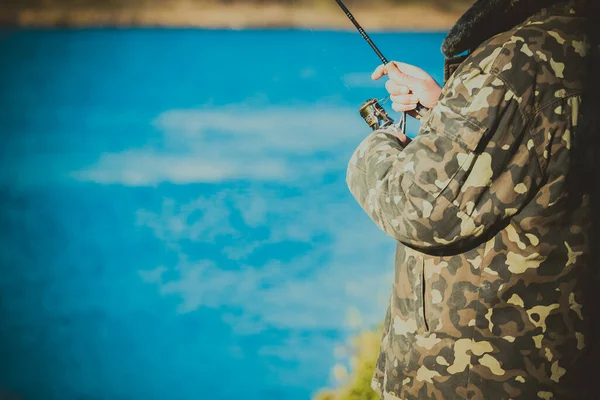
418, 254, 430, 333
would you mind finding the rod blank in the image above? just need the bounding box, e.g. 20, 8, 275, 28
333, 0, 388, 64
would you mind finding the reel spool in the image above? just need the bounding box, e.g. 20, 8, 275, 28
359, 98, 407, 135
359, 98, 395, 131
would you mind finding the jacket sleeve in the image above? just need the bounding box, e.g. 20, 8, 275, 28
346, 66, 543, 251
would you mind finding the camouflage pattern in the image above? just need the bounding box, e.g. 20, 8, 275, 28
346, 1, 595, 399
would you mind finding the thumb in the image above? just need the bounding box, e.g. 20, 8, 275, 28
371, 64, 386, 80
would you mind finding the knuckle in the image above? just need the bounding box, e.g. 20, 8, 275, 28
391, 95, 412, 105
392, 101, 416, 112
404, 96, 417, 105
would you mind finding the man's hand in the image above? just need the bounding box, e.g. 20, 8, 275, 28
372, 61, 442, 113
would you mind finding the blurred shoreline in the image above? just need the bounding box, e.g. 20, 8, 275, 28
0, 4, 466, 30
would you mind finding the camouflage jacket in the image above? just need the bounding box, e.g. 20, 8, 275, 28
346, 1, 595, 399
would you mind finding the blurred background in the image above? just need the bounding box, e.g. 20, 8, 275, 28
0, 1, 471, 399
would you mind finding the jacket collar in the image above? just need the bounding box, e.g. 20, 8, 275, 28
441, 0, 585, 59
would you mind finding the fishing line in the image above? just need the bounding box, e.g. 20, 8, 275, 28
289, 0, 353, 93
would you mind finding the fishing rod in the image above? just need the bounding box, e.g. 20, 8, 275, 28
333, 0, 427, 131
333, 0, 390, 65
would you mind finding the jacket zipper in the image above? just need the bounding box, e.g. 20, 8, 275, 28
421, 256, 430, 332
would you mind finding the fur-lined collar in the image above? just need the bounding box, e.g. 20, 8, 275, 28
441, 0, 584, 58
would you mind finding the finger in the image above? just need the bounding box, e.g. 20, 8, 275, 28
392, 102, 417, 112
390, 61, 430, 80
391, 131, 408, 144
390, 94, 419, 105
385, 80, 410, 96
385, 62, 419, 87
371, 64, 386, 80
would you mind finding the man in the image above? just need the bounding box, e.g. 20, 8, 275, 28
346, 0, 598, 399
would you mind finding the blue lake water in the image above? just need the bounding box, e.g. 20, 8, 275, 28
0, 28, 446, 400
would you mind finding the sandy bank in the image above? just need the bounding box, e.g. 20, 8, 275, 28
0, 4, 466, 31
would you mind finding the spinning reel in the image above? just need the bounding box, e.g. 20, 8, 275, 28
358, 97, 406, 134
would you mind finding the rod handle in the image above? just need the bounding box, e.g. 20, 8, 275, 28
415, 103, 427, 116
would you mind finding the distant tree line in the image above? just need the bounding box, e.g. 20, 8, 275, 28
7, 0, 473, 11
0, 0, 472, 27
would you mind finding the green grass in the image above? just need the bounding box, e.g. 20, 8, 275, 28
314, 327, 383, 400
